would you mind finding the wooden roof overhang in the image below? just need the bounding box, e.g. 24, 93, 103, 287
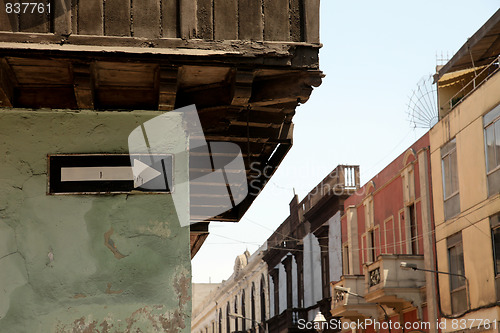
436, 9, 500, 80
0, 40, 323, 258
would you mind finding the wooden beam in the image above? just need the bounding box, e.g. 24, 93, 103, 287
231, 70, 254, 106
250, 73, 313, 106
0, 58, 16, 107
158, 66, 178, 111
73, 63, 95, 109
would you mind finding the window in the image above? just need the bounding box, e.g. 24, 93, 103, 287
321, 250, 330, 298
490, 214, 500, 300
226, 303, 230, 333
219, 310, 222, 333
234, 296, 238, 332
342, 243, 350, 275
484, 104, 500, 195
251, 283, 256, 332
241, 290, 246, 331
260, 275, 266, 326
409, 204, 418, 254
442, 139, 460, 219
447, 233, 467, 314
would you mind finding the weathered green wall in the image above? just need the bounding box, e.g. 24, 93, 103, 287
0, 109, 191, 333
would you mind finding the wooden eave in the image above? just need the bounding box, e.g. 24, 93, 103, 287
436, 9, 500, 80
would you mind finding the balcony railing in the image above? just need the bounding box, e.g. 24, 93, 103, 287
331, 275, 378, 320
301, 165, 360, 212
439, 55, 500, 115
363, 254, 425, 306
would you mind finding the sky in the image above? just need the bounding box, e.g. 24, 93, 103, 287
191, 1, 500, 283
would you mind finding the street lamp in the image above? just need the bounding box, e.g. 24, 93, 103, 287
228, 313, 266, 333
400, 262, 471, 311
312, 311, 327, 332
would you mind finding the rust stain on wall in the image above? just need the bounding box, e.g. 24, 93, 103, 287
104, 227, 128, 259
105, 283, 123, 295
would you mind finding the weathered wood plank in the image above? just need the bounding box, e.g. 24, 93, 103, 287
231, 70, 253, 106
0, 59, 15, 107
289, 0, 302, 42
71, 0, 77, 33
158, 66, 178, 111
214, 0, 237, 40
238, 0, 263, 41
303, 0, 319, 43
19, 3, 49, 33
0, 0, 18, 31
73, 63, 95, 109
78, 0, 103, 35
197, 0, 213, 40
132, 0, 160, 38
53, 0, 72, 35
263, 0, 289, 41
179, 0, 196, 39
104, 0, 130, 36
162, 0, 178, 38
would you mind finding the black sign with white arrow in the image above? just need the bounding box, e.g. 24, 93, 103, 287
48, 154, 173, 194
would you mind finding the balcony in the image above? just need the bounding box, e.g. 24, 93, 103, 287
364, 255, 425, 310
267, 308, 310, 333
331, 275, 378, 321
438, 55, 500, 117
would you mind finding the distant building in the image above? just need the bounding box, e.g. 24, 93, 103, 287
262, 165, 360, 332
431, 9, 500, 331
332, 133, 437, 332
192, 246, 269, 333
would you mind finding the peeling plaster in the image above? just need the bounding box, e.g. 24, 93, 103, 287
0, 109, 191, 332
104, 227, 128, 259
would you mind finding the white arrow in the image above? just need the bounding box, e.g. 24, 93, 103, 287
60, 159, 162, 188
132, 159, 162, 188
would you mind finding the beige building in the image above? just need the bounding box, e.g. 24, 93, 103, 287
192, 247, 269, 333
431, 9, 500, 331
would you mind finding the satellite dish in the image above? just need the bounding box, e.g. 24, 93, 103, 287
407, 74, 438, 129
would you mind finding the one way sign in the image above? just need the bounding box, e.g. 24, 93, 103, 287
48, 154, 173, 194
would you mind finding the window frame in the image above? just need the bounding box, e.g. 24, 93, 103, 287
441, 138, 459, 200
447, 232, 467, 314
484, 104, 500, 196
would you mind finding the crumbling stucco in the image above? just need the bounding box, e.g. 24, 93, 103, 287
0, 109, 191, 333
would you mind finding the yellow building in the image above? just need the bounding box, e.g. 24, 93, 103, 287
430, 9, 500, 332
